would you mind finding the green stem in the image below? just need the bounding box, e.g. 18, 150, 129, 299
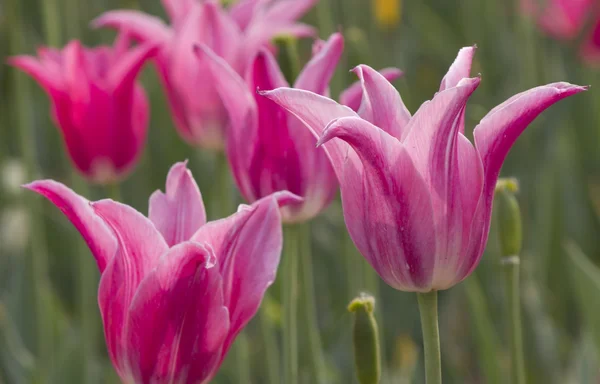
212, 152, 231, 219
502, 257, 526, 384
417, 291, 442, 384
7, 1, 53, 379
299, 223, 327, 384
106, 182, 122, 202
259, 299, 280, 384
211, 153, 252, 382
282, 225, 299, 384
234, 333, 251, 383
463, 275, 503, 384
72, 175, 100, 382
344, 232, 363, 298
42, 0, 62, 46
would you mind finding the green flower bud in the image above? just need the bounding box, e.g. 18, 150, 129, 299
495, 178, 522, 258
348, 294, 381, 384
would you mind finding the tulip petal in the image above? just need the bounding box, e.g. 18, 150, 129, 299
109, 41, 157, 91
7, 56, 64, 95
203, 0, 244, 66
340, 67, 403, 112
319, 117, 436, 291
190, 191, 299, 357
228, 0, 265, 30
93, 199, 169, 373
293, 33, 344, 94
148, 161, 207, 246
401, 77, 480, 286
473, 82, 587, 230
351, 64, 411, 140
23, 180, 117, 272
260, 88, 358, 181
92, 10, 172, 43
194, 44, 258, 200
439, 46, 476, 91
161, 0, 196, 25
439, 46, 476, 134
124, 242, 229, 384
263, 0, 319, 23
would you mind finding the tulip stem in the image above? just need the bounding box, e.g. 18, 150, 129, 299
259, 298, 280, 384
73, 175, 100, 382
417, 290, 442, 384
282, 225, 299, 384
502, 256, 526, 384
299, 222, 327, 384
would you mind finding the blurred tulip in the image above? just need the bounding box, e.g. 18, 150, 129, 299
93, 0, 317, 150
262, 46, 587, 292
521, 0, 600, 65
8, 34, 156, 184
195, 33, 343, 223
25, 161, 300, 383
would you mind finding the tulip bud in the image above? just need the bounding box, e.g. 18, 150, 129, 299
348, 294, 381, 384
495, 178, 522, 258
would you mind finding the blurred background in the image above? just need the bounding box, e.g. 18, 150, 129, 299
1, 0, 600, 383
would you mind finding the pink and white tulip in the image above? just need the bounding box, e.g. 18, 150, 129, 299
195, 33, 345, 223
8, 35, 156, 183
93, 0, 317, 150
25, 161, 300, 383
262, 46, 586, 292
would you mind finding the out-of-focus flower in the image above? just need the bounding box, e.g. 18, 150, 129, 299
25, 161, 300, 383
8, 35, 156, 184
195, 33, 343, 223
373, 0, 402, 29
521, 0, 600, 65
262, 46, 586, 292
93, 0, 317, 150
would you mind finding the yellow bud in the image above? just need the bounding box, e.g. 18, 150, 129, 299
348, 294, 381, 384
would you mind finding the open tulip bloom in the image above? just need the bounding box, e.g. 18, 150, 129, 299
195, 33, 344, 223
262, 45, 587, 293
197, 33, 404, 223
25, 162, 300, 383
8, 34, 156, 184
93, 0, 318, 150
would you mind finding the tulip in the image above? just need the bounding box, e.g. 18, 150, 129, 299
93, 0, 317, 150
521, 0, 600, 64
8, 34, 156, 184
195, 33, 346, 223
262, 45, 587, 292
25, 161, 300, 383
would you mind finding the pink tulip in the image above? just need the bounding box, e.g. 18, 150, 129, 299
195, 33, 344, 222
262, 46, 586, 292
8, 34, 156, 184
25, 161, 300, 383
93, 0, 317, 150
521, 0, 600, 64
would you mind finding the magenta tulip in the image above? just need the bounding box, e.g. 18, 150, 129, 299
8, 35, 156, 183
93, 0, 317, 150
262, 46, 586, 292
25, 161, 300, 383
521, 0, 600, 64
195, 33, 345, 222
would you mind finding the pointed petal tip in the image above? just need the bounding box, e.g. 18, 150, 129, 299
271, 191, 304, 207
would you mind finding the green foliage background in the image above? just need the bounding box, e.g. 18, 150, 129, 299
1, 0, 599, 383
